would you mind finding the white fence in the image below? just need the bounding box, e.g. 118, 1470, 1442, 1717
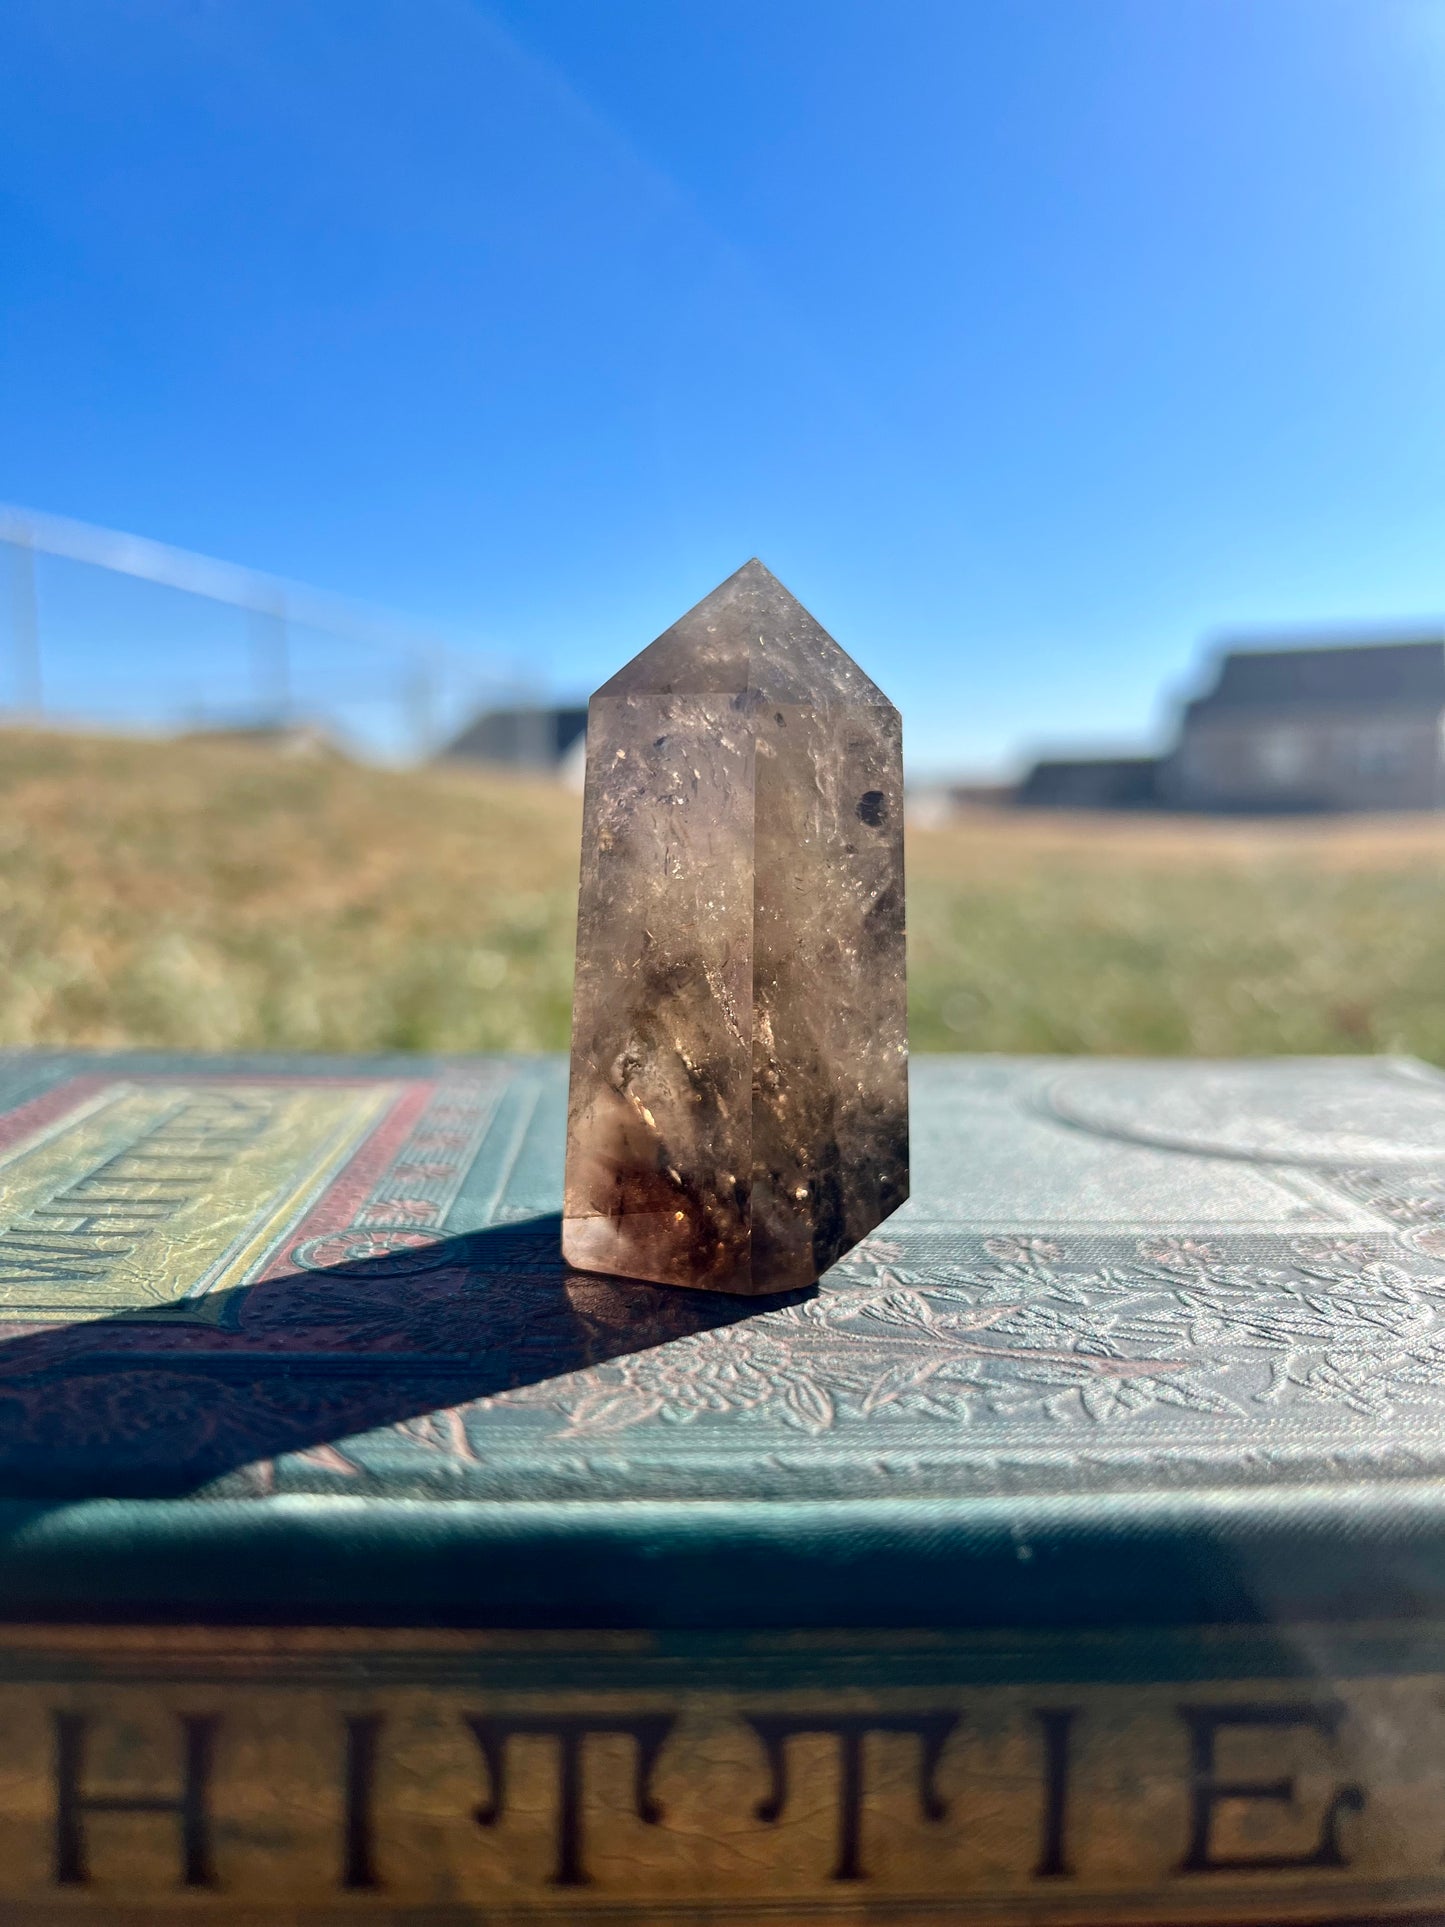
0, 505, 532, 761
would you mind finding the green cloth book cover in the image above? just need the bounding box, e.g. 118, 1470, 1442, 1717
0, 1049, 1444, 1919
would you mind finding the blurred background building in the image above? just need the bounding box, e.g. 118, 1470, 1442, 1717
1016, 636, 1445, 815
1165, 638, 1445, 814
438, 704, 588, 785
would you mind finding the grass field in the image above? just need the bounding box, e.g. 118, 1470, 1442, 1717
4, 727, 1445, 1063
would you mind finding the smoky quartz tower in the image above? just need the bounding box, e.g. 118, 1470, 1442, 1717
564, 560, 907, 1295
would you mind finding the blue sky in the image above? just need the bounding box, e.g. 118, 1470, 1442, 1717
4, 0, 1445, 773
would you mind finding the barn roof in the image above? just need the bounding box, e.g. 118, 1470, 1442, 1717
1186, 638, 1445, 717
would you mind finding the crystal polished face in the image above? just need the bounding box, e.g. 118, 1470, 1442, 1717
563, 559, 908, 1295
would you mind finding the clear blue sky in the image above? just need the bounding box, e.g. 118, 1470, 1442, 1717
4, 0, 1445, 773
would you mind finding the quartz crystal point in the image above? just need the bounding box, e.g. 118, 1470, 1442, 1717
563, 559, 907, 1295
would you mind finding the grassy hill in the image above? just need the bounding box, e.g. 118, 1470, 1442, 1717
4, 727, 1445, 1062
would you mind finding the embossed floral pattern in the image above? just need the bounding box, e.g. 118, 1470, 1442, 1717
480, 1235, 1445, 1437
1134, 1238, 1223, 1270
982, 1236, 1063, 1264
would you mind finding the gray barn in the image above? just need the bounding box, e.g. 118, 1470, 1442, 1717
1166, 638, 1445, 813
1015, 755, 1160, 810
438, 705, 588, 776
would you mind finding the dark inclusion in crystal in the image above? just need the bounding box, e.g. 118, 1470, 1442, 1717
564, 559, 907, 1295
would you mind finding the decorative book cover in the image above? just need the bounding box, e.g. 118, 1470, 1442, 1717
3, 1048, 1445, 1922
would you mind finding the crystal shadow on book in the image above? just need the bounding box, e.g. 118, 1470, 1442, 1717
0, 1215, 799, 1499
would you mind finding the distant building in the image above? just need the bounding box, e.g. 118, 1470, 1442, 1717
438, 705, 587, 780
1165, 638, 1445, 813
1014, 635, 1445, 815
1015, 755, 1160, 811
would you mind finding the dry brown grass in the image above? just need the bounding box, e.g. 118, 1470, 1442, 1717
909, 805, 1445, 1057
0, 729, 581, 1052
3, 728, 1444, 1061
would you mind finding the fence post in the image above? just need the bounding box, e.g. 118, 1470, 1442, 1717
6, 530, 42, 716
247, 597, 291, 725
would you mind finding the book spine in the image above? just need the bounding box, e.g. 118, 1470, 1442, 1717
0, 1624, 1437, 1922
